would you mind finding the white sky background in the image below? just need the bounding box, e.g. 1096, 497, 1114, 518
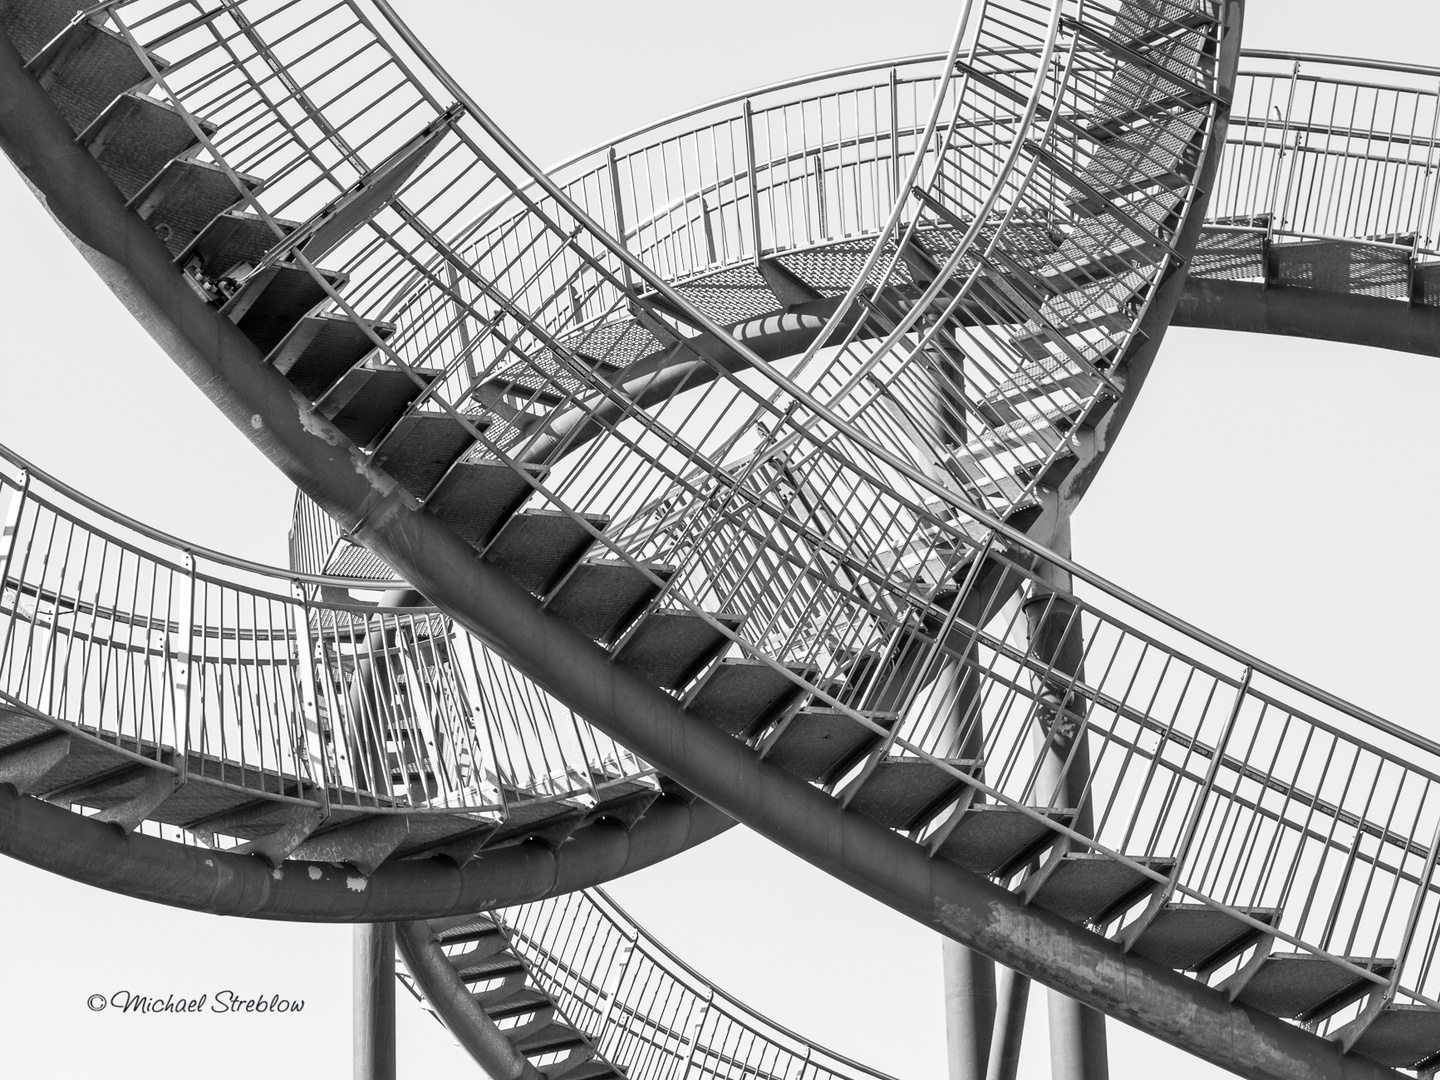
1, 0, 1437, 1076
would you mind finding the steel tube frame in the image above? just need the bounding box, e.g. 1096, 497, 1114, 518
3, 11, 1425, 1078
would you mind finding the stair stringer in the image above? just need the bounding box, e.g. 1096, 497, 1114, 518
0, 781, 733, 919
395, 920, 549, 1080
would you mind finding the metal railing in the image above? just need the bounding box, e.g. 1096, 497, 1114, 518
399, 887, 900, 1080
0, 441, 654, 829
38, 0, 1440, 1047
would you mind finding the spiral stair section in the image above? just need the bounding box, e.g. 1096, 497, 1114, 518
5, 0, 1440, 1077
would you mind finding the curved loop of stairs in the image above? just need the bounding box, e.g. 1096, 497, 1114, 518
395, 887, 897, 1080
14, 0, 1440, 1077
0, 441, 733, 905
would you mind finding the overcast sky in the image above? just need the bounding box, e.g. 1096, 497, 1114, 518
1, 2, 1436, 1077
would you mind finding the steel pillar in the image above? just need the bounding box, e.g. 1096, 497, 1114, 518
986, 966, 1030, 1080
355, 923, 397, 1080
1025, 522, 1107, 1080
930, 652, 996, 1080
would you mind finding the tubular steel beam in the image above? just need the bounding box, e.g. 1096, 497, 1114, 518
1, 15, 1418, 1080
0, 785, 733, 920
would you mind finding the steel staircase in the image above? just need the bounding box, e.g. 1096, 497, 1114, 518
6, 1, 1440, 1078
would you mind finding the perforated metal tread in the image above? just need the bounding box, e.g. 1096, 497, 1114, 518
374, 413, 476, 500
427, 459, 543, 548
132, 159, 257, 258
547, 559, 672, 644
269, 313, 393, 400
318, 367, 436, 448
1225, 952, 1394, 1022
515, 1023, 587, 1053
31, 17, 159, 134
486, 509, 609, 596
181, 209, 295, 279
684, 658, 814, 737
615, 608, 744, 690
1126, 903, 1278, 972
1269, 239, 1413, 300
79, 91, 209, 200
845, 756, 979, 831
222, 263, 347, 357
763, 708, 898, 785
933, 804, 1073, 877
1341, 1006, 1440, 1070
1029, 852, 1175, 924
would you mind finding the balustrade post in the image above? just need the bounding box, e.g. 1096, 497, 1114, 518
175, 552, 197, 782
673, 992, 713, 1080
292, 582, 335, 812
742, 98, 764, 265
889, 67, 903, 211
0, 470, 30, 684
607, 145, 634, 290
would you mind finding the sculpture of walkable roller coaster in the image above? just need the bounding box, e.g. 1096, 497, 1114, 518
3, 0, 1440, 1076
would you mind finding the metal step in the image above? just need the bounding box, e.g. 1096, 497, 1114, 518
471, 969, 528, 1006
763, 708, 898, 785
221, 264, 348, 357
444, 933, 512, 975
547, 559, 672, 644
933, 804, 1073, 877
181, 210, 296, 280
1338, 1006, 1440, 1070
844, 756, 979, 831
317, 367, 436, 448
1011, 311, 1133, 361
1014, 447, 1080, 489
684, 658, 814, 737
458, 951, 527, 984
268, 313, 394, 400
30, 17, 162, 134
1114, 3, 1218, 52
427, 459, 542, 548
1125, 903, 1278, 972
429, 910, 502, 943
515, 1023, 587, 1055
550, 1061, 621, 1080
482, 986, 551, 1021
1, 0, 84, 64
1222, 952, 1394, 1022
373, 413, 476, 500
1085, 93, 1211, 143
615, 608, 744, 691
78, 91, 210, 200
131, 159, 258, 258
1028, 852, 1175, 924
486, 510, 609, 596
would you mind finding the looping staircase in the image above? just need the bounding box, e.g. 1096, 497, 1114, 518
7, 0, 1440, 1077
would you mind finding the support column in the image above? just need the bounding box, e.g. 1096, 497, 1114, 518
928, 648, 995, 1080
1024, 521, 1107, 1080
987, 966, 1030, 1080
355, 923, 397, 1080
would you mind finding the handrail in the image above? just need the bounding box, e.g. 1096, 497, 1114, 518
0, 441, 400, 591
